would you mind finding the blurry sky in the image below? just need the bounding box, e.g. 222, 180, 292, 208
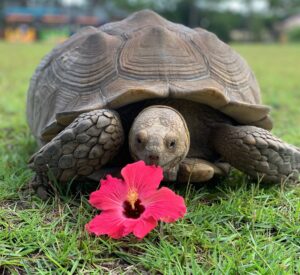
219, 0, 268, 13
61, 0, 269, 13
62, 0, 85, 6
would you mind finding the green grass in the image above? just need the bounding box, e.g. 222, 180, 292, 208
0, 41, 300, 274
235, 44, 300, 143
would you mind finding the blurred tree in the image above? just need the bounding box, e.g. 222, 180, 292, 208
268, 0, 300, 15
84, 0, 300, 42
240, 0, 266, 41
0, 1, 3, 38
287, 27, 300, 41
91, 0, 237, 41
106, 0, 180, 12
162, 0, 243, 42
19, 0, 29, 6
264, 0, 300, 40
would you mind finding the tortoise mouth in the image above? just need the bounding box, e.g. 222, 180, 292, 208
143, 155, 180, 170
144, 158, 160, 166
131, 151, 176, 169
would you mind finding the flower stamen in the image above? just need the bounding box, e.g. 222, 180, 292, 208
127, 189, 138, 209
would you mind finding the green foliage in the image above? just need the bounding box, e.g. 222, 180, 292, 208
109, 0, 181, 12
268, 0, 300, 15
103, 0, 300, 42
163, 8, 243, 42
287, 27, 300, 42
202, 11, 243, 42
0, 42, 300, 273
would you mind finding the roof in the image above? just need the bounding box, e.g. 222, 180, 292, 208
280, 14, 300, 31
4, 6, 64, 18
5, 14, 34, 23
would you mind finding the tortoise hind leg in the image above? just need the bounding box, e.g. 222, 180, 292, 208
29, 109, 124, 199
212, 124, 300, 183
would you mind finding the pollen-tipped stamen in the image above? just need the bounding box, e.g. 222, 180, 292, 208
127, 189, 138, 209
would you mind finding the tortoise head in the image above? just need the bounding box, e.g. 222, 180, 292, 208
129, 105, 190, 170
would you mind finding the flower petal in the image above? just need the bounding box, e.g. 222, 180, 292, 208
89, 175, 127, 211
133, 216, 157, 239
121, 161, 163, 198
143, 187, 186, 222
85, 210, 155, 239
85, 210, 128, 239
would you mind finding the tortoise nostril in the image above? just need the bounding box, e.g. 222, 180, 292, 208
149, 154, 159, 162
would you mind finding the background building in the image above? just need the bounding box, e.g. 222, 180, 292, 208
0, 0, 123, 42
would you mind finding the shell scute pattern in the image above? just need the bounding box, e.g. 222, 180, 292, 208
51, 31, 121, 89
118, 25, 209, 81
191, 28, 257, 103
27, 10, 270, 143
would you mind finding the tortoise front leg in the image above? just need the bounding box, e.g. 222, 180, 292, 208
177, 158, 230, 183
212, 124, 300, 183
29, 109, 124, 199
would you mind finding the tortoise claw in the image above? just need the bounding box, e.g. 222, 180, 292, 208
29, 174, 51, 201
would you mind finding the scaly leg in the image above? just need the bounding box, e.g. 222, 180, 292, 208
29, 109, 124, 199
212, 124, 300, 183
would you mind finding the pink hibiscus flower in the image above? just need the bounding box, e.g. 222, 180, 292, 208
85, 161, 186, 239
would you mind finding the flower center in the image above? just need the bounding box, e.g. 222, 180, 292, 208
123, 199, 145, 219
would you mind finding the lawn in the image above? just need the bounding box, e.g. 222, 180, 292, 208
0, 41, 299, 274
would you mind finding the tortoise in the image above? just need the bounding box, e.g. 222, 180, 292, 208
27, 10, 300, 198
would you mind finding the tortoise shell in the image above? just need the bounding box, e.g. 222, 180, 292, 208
26, 10, 272, 143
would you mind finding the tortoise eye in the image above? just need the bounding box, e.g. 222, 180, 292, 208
136, 130, 147, 145
169, 140, 176, 148
165, 134, 177, 150
166, 138, 177, 149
